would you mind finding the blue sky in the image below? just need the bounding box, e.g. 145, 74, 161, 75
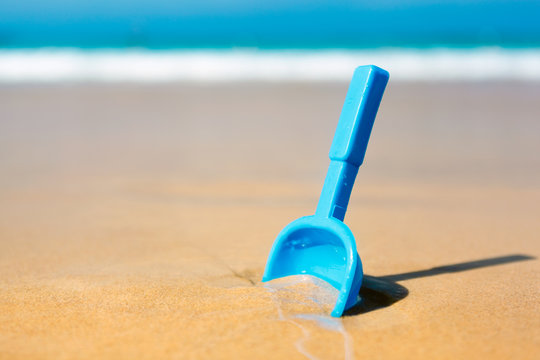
1, 1, 539, 48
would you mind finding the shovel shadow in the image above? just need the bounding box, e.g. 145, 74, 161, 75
345, 254, 535, 316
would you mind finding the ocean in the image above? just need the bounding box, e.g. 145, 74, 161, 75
3, 1, 540, 83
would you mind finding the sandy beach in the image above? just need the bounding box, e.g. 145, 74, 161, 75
0, 81, 539, 359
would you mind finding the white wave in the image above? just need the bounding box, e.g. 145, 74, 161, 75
0, 47, 539, 83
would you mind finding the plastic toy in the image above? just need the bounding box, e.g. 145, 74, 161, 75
262, 65, 389, 317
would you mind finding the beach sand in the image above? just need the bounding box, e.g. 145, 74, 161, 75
0, 82, 539, 359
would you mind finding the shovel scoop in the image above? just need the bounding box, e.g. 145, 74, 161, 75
262, 65, 389, 317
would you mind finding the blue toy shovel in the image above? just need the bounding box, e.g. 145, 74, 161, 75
262, 65, 389, 317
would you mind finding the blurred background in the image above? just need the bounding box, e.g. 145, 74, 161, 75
1, 0, 539, 183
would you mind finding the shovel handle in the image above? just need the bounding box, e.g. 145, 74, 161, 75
316, 66, 388, 221
329, 66, 389, 166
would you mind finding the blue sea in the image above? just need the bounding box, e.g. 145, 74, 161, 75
1, 1, 540, 83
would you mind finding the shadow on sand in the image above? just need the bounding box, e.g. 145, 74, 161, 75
345, 254, 535, 316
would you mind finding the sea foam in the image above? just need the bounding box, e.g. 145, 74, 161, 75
265, 275, 353, 360
0, 47, 539, 83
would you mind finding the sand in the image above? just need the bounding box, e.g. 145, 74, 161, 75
0, 82, 539, 359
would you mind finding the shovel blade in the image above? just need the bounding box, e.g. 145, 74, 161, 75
262, 216, 363, 316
